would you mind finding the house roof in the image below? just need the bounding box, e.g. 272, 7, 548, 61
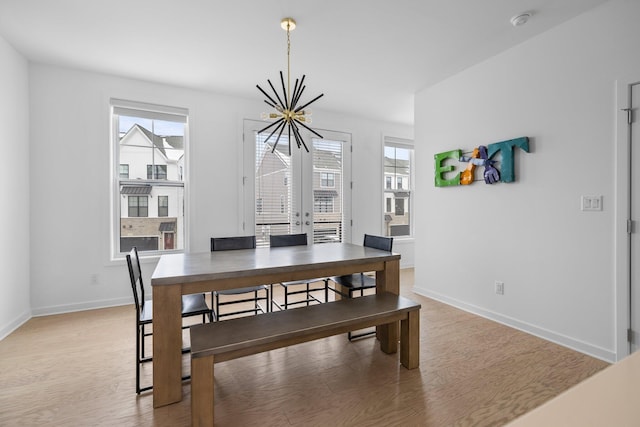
121, 124, 184, 162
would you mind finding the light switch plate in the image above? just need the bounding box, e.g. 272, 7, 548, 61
581, 195, 603, 211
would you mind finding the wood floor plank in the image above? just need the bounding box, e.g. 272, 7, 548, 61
0, 269, 608, 426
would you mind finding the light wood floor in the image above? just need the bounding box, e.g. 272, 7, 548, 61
0, 269, 608, 426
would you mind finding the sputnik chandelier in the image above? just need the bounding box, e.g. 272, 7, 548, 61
256, 17, 324, 154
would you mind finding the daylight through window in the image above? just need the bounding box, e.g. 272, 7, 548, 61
383, 138, 413, 238
112, 99, 187, 256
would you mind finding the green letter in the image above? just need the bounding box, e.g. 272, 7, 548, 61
434, 149, 461, 187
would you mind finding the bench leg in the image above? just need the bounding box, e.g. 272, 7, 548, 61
400, 309, 420, 369
191, 355, 215, 427
378, 321, 399, 354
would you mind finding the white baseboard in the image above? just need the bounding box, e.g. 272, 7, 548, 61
412, 286, 616, 363
0, 310, 32, 341
31, 297, 132, 317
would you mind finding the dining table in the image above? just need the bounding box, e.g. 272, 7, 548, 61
150, 241, 401, 408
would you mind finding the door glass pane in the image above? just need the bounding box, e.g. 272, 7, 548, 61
312, 139, 343, 244
255, 133, 293, 246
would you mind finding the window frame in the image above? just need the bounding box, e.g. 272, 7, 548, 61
382, 136, 414, 239
128, 195, 149, 217
110, 99, 189, 260
321, 172, 335, 188
158, 195, 169, 217
147, 164, 168, 180
119, 164, 129, 179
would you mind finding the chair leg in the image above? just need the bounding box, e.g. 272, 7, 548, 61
254, 290, 259, 315
136, 324, 141, 394
141, 323, 146, 359
266, 286, 270, 312
270, 284, 275, 311
215, 292, 220, 321
284, 285, 288, 310
324, 279, 329, 303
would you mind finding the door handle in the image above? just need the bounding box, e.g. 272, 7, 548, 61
305, 221, 310, 226
296, 221, 301, 226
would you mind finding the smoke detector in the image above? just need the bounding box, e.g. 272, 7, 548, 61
510, 13, 531, 27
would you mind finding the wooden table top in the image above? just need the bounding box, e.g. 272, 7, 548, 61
151, 242, 400, 286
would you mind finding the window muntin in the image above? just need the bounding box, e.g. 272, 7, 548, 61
383, 139, 413, 238
112, 99, 187, 257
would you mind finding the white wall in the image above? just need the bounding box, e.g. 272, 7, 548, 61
0, 35, 30, 339
414, 0, 640, 362
27, 64, 412, 316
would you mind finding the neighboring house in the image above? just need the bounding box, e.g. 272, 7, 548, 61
255, 141, 291, 244
384, 156, 411, 236
255, 139, 344, 245
118, 124, 184, 252
312, 147, 343, 243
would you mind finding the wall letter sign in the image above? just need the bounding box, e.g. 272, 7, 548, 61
434, 137, 530, 187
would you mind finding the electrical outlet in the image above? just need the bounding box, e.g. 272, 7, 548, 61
90, 273, 100, 286
495, 281, 504, 295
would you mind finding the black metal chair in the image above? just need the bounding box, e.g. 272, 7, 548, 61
211, 236, 270, 320
270, 233, 328, 310
126, 247, 212, 394
328, 234, 394, 340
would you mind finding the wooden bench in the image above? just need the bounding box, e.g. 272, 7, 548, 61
189, 292, 421, 426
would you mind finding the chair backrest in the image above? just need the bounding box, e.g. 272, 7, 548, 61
126, 247, 145, 312
211, 236, 256, 251
270, 233, 308, 248
363, 234, 393, 252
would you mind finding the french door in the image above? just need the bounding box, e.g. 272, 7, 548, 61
631, 82, 639, 353
243, 120, 351, 246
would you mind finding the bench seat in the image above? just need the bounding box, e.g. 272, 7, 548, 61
189, 292, 421, 426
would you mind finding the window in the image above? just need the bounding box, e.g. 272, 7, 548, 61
158, 196, 168, 217
314, 195, 334, 213
383, 137, 414, 238
128, 196, 148, 217
321, 172, 334, 188
112, 99, 187, 257
147, 164, 167, 180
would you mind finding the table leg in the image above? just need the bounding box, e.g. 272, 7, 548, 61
376, 259, 400, 353
153, 284, 183, 407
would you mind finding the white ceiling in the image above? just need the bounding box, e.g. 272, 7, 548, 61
0, 0, 608, 125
